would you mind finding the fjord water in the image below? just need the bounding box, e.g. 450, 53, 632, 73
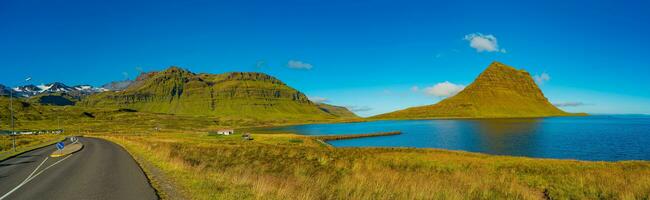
262, 115, 650, 161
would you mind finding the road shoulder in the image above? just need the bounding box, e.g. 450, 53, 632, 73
89, 136, 185, 200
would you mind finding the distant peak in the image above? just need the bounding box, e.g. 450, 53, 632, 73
490, 61, 505, 65
155, 66, 195, 79
163, 66, 190, 73
483, 61, 528, 74
222, 72, 285, 85
48, 82, 68, 86
487, 61, 513, 70
135, 72, 156, 81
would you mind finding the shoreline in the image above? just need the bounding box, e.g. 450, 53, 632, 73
238, 114, 591, 131
314, 131, 402, 141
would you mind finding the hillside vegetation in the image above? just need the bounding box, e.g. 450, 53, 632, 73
80, 67, 357, 121
374, 62, 582, 119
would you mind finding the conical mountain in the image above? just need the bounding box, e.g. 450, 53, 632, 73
81, 66, 356, 120
373, 61, 577, 119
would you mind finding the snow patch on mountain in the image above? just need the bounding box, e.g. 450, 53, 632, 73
2, 79, 133, 98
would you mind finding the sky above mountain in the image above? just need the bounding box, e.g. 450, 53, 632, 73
2, 0, 649, 116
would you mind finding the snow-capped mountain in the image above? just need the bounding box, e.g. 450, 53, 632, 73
3, 82, 106, 98
12, 84, 42, 97
40, 82, 74, 93
73, 84, 108, 93
1, 79, 133, 98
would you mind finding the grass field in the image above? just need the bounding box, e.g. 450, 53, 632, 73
94, 131, 650, 200
0, 134, 65, 160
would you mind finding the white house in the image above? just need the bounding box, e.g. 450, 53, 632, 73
217, 129, 234, 135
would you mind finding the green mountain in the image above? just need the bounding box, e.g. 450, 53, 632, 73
316, 103, 360, 119
80, 67, 357, 121
373, 61, 581, 119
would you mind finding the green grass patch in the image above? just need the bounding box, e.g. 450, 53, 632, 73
288, 139, 303, 143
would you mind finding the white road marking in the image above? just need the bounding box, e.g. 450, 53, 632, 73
25, 154, 73, 182
22, 157, 49, 184
0, 154, 73, 200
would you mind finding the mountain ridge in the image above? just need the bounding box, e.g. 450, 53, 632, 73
316, 103, 360, 119
80, 67, 358, 120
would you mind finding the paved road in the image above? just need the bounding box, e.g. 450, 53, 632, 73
0, 137, 157, 200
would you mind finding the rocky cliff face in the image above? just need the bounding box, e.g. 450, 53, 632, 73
373, 61, 574, 119
81, 67, 356, 120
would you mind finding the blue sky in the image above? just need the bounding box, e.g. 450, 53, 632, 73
2, 0, 649, 116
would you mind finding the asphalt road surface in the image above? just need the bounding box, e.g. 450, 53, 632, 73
0, 137, 157, 200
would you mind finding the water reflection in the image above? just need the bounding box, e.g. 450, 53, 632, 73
468, 119, 541, 156
256, 116, 650, 161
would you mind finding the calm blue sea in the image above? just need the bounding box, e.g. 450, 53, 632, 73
259, 115, 650, 161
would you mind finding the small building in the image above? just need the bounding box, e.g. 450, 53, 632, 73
217, 129, 235, 135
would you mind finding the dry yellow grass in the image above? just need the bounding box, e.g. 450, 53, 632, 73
1, 134, 64, 160
94, 132, 650, 200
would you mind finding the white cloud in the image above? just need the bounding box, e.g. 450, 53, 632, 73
534, 72, 551, 84
346, 105, 372, 112
309, 96, 328, 103
553, 102, 588, 107
424, 81, 465, 98
287, 60, 313, 70
463, 33, 506, 53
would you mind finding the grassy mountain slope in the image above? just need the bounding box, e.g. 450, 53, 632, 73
0, 95, 267, 131
29, 93, 77, 106
316, 103, 359, 119
81, 67, 355, 121
0, 96, 105, 129
373, 61, 580, 119
0, 96, 44, 122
